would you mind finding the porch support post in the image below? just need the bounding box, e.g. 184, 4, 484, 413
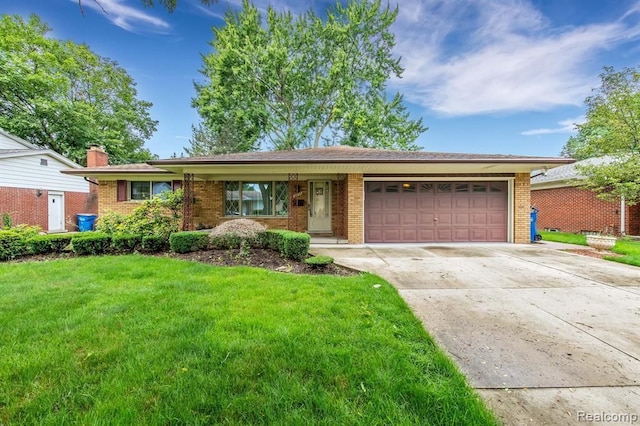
288, 173, 299, 232
337, 173, 347, 239
182, 173, 194, 231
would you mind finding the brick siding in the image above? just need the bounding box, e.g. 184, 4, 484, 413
513, 173, 531, 244
0, 186, 95, 231
532, 186, 640, 236
345, 174, 364, 244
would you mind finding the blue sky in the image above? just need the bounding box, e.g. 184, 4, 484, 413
4, 0, 640, 159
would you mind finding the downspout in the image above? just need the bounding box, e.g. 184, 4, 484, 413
621, 196, 626, 236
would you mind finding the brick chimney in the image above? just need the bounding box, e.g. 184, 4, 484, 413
86, 145, 107, 197
86, 145, 108, 168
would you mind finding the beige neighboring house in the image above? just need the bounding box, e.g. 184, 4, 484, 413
62, 146, 571, 244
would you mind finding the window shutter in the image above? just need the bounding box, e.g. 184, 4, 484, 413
117, 180, 127, 201
172, 180, 183, 191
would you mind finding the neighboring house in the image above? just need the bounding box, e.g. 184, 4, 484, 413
0, 128, 98, 232
531, 157, 640, 236
62, 146, 571, 244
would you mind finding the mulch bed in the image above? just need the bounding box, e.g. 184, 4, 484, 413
563, 249, 622, 260
168, 248, 357, 276
7, 248, 358, 276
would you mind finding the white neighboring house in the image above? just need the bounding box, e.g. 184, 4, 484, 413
0, 128, 96, 232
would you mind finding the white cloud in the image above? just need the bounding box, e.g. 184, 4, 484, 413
75, 0, 171, 32
521, 116, 586, 136
390, 0, 640, 116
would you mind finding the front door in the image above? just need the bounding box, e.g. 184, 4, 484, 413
48, 192, 64, 231
308, 180, 332, 232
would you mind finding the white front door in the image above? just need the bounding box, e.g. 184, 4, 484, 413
308, 180, 332, 232
48, 192, 64, 231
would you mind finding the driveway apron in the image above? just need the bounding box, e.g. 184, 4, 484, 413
310, 243, 640, 425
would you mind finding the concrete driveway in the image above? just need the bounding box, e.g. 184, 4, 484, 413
310, 242, 640, 425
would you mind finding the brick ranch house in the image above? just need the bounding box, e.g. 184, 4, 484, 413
531, 157, 640, 236
62, 146, 571, 244
0, 128, 97, 232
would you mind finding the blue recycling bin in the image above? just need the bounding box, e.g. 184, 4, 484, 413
530, 207, 541, 242
77, 213, 98, 232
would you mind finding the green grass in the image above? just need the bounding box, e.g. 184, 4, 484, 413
538, 231, 587, 246
0, 255, 496, 425
608, 238, 640, 267
540, 231, 640, 267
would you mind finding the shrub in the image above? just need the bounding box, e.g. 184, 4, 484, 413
141, 235, 168, 253
170, 231, 210, 254
95, 190, 183, 239
48, 234, 74, 252
0, 231, 26, 260
71, 232, 111, 255
111, 233, 142, 253
27, 234, 74, 255
95, 211, 127, 235
10, 224, 42, 239
304, 255, 334, 267
26, 235, 53, 255
263, 230, 310, 260
210, 219, 267, 249
282, 231, 310, 260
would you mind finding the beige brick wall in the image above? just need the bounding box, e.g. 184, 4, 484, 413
514, 173, 531, 244
346, 173, 364, 244
98, 181, 139, 216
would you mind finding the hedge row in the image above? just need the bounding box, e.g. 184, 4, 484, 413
169, 229, 310, 260
2, 228, 311, 261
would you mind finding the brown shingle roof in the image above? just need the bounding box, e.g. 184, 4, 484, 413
149, 146, 570, 165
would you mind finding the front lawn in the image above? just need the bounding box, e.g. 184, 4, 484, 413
539, 231, 640, 267
538, 231, 587, 246
0, 256, 496, 425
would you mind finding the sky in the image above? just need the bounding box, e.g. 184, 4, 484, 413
4, 0, 640, 159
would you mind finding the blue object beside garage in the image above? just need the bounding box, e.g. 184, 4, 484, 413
530, 207, 541, 242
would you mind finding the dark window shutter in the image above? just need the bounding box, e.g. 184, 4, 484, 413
117, 180, 127, 201
172, 180, 183, 191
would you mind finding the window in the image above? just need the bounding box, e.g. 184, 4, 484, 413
225, 181, 288, 217
130, 181, 172, 201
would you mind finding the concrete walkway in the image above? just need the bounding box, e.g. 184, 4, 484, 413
310, 242, 640, 425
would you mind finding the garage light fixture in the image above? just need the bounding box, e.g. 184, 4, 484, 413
402, 183, 411, 188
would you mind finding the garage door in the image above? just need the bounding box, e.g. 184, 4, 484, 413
365, 181, 508, 243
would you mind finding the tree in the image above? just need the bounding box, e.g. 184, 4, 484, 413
193, 0, 426, 151
0, 14, 157, 165
184, 122, 258, 156
77, 0, 217, 14
561, 66, 640, 205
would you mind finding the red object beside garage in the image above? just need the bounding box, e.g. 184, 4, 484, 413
364, 181, 508, 243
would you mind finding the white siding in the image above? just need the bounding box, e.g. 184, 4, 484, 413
1, 155, 89, 193
0, 133, 28, 150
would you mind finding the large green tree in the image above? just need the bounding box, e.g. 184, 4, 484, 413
192, 0, 426, 151
184, 122, 258, 156
561, 66, 640, 205
0, 14, 157, 165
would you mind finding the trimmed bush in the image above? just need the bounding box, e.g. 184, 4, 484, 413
26, 235, 53, 254
71, 232, 111, 255
0, 231, 26, 260
111, 233, 142, 253
282, 231, 310, 260
210, 219, 267, 249
304, 255, 334, 267
141, 235, 167, 253
48, 234, 74, 252
27, 234, 74, 255
170, 231, 210, 254
263, 230, 310, 260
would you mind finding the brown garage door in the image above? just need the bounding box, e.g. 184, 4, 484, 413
365, 181, 508, 243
